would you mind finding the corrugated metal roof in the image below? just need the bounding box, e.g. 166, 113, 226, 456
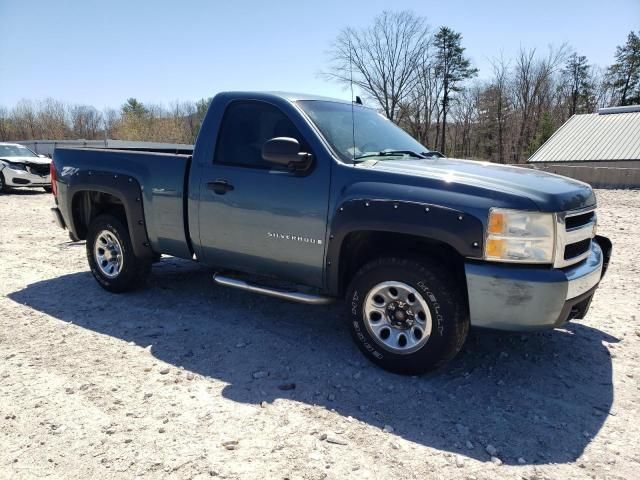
528, 109, 640, 163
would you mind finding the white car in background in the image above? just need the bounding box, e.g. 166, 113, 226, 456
0, 143, 52, 193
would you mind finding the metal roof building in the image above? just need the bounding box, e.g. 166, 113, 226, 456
529, 105, 640, 168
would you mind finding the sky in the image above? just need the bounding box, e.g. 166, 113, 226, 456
1, 0, 638, 110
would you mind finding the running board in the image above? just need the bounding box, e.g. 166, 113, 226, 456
213, 274, 335, 305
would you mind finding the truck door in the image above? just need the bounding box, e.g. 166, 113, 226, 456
197, 100, 330, 288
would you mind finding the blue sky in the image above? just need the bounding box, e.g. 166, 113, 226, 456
1, 0, 638, 109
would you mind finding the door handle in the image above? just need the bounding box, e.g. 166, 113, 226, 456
207, 179, 234, 195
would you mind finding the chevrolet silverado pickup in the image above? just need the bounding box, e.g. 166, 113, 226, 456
50, 92, 612, 374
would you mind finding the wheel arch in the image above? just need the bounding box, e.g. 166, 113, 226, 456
66, 173, 154, 260
325, 199, 484, 297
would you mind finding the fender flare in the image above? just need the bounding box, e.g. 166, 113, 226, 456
324, 198, 485, 295
66, 170, 154, 260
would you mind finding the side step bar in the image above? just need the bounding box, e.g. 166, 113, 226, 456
213, 274, 335, 305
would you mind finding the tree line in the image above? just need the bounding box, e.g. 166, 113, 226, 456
324, 11, 639, 163
323, 11, 640, 163
1, 11, 638, 164
0, 97, 211, 145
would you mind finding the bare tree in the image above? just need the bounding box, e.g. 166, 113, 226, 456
487, 55, 511, 163
460, 85, 483, 157
0, 106, 10, 141
511, 45, 567, 162
70, 105, 103, 139
324, 11, 430, 122
37, 98, 69, 139
103, 108, 120, 140
398, 44, 442, 147
11, 100, 39, 139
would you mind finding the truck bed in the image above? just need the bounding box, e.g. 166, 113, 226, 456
53, 147, 193, 259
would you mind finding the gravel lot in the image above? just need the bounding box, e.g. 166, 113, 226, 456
1, 188, 639, 480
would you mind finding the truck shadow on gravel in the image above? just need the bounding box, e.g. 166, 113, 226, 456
9, 257, 617, 466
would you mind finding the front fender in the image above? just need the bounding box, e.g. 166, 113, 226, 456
324, 198, 485, 295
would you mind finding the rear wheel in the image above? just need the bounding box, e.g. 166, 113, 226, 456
86, 214, 151, 293
346, 257, 469, 374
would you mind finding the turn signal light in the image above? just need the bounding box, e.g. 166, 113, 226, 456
485, 238, 505, 258
488, 212, 505, 234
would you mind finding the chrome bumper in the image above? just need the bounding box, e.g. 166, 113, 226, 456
465, 236, 610, 331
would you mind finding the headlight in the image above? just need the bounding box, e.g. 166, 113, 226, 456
485, 208, 555, 263
5, 161, 27, 171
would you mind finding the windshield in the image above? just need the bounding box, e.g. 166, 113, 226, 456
0, 144, 38, 158
297, 100, 428, 163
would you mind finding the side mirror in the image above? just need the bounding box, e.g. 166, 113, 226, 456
262, 137, 312, 171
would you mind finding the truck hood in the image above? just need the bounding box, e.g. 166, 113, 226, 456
362, 157, 596, 212
0, 156, 51, 165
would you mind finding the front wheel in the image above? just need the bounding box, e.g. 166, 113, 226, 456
346, 257, 469, 375
86, 214, 151, 293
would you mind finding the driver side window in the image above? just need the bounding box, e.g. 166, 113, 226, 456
214, 101, 305, 169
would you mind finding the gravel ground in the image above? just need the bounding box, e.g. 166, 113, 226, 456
1, 188, 639, 480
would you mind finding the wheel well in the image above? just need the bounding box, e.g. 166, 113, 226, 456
71, 190, 127, 240
337, 231, 468, 297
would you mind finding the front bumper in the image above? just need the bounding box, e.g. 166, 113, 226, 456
465, 236, 611, 331
2, 166, 51, 187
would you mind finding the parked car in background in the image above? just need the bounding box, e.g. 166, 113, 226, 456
0, 143, 52, 193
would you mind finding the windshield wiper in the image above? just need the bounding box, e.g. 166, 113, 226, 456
354, 150, 427, 161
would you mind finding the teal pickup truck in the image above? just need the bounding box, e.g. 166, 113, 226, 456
50, 92, 611, 374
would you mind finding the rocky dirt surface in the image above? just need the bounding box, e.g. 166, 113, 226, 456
0, 188, 639, 480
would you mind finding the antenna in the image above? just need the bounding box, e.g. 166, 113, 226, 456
349, 37, 356, 165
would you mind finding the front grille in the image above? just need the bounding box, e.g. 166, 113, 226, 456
564, 238, 591, 260
554, 207, 596, 268
26, 163, 49, 176
565, 211, 595, 230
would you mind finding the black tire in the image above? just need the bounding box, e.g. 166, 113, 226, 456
346, 257, 469, 375
43, 186, 53, 193
86, 214, 151, 293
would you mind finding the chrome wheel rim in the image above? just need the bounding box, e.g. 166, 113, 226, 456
94, 230, 124, 278
363, 281, 432, 354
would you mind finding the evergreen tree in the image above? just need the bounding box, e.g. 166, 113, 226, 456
607, 31, 640, 106
121, 98, 148, 117
433, 27, 477, 154
563, 53, 593, 115
529, 111, 555, 155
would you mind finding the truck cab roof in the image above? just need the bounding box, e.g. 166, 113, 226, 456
217, 91, 355, 105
